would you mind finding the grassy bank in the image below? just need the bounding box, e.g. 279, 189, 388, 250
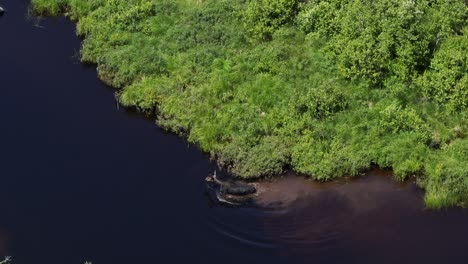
32, 0, 467, 208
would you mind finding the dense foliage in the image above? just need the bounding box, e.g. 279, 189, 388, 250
33, 0, 467, 208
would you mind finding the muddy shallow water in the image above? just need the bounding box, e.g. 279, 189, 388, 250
2, 1, 468, 264
208, 169, 468, 263
251, 170, 424, 251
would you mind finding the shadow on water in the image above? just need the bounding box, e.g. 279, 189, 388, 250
2, 1, 468, 264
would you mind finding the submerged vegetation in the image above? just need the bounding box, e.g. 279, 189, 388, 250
0, 257, 11, 264
32, 0, 467, 208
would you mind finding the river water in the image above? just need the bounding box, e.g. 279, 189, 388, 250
1, 1, 468, 264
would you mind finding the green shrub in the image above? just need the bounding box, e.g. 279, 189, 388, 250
420, 28, 468, 112
244, 0, 299, 40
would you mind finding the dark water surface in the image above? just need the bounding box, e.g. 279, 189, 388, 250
2, 1, 468, 264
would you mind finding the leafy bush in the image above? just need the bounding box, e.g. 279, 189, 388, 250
244, 0, 299, 40
420, 27, 468, 112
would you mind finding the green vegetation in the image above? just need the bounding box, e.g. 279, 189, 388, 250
32, 0, 467, 208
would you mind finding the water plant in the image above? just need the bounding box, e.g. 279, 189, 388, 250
0, 257, 11, 264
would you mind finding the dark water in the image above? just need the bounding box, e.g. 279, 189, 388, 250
2, 1, 468, 264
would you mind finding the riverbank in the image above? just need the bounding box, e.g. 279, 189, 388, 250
31, 0, 468, 208
6, 3, 468, 262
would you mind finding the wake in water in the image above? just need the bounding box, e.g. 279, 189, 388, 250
203, 169, 425, 259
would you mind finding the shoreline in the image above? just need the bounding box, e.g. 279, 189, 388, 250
241, 167, 423, 208
31, 0, 468, 209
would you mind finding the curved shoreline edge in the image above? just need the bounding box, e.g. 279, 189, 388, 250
31, 0, 468, 208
